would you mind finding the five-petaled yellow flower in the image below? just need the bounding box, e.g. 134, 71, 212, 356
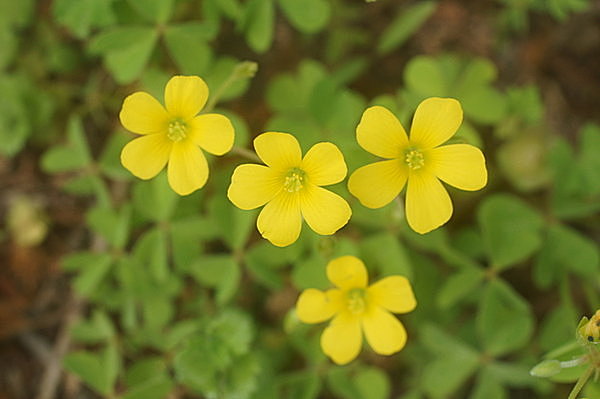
227, 132, 351, 247
296, 256, 416, 365
348, 97, 487, 234
120, 75, 234, 195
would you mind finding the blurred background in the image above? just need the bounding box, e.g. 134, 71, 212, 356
0, 0, 599, 398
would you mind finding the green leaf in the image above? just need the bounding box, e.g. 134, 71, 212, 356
164, 23, 215, 75
189, 255, 241, 305
404, 55, 447, 95
174, 310, 254, 393
209, 309, 254, 357
204, 57, 253, 102
477, 279, 534, 356
278, 0, 331, 34
209, 195, 255, 250
72, 254, 113, 297
377, 1, 436, 54
89, 26, 158, 83
63, 343, 119, 396
133, 228, 169, 283
62, 251, 111, 271
355, 366, 390, 399
98, 131, 131, 180
421, 324, 480, 399
280, 370, 321, 399
127, 0, 174, 23
123, 365, 173, 399
53, 0, 116, 38
86, 205, 131, 249
132, 172, 178, 222
534, 223, 599, 288
215, 0, 244, 22
64, 351, 112, 395
437, 266, 484, 309
470, 369, 506, 399
170, 216, 217, 271
245, 241, 302, 289
243, 0, 274, 53
41, 116, 91, 173
142, 293, 173, 329
291, 254, 329, 290
71, 310, 115, 343
327, 367, 363, 399
360, 232, 413, 280
579, 123, 600, 194
478, 194, 544, 269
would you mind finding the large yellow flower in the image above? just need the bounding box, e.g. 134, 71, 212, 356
120, 75, 234, 195
227, 132, 351, 247
348, 97, 487, 234
296, 256, 416, 365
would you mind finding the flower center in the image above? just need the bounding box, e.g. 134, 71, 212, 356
404, 148, 425, 170
346, 288, 367, 314
283, 168, 306, 193
167, 119, 187, 142
580, 310, 600, 344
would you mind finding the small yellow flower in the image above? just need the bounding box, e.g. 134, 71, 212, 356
227, 132, 351, 247
348, 98, 488, 234
296, 256, 416, 365
119, 75, 234, 195
578, 309, 600, 344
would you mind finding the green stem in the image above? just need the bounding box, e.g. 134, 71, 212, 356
230, 146, 261, 163
204, 61, 258, 112
567, 365, 594, 399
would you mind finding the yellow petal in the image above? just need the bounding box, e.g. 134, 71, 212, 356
188, 113, 234, 155
119, 92, 169, 135
227, 164, 282, 210
300, 184, 351, 236
327, 256, 368, 290
409, 97, 463, 149
367, 276, 416, 314
254, 132, 302, 170
164, 75, 208, 119
167, 141, 208, 195
296, 288, 343, 324
356, 106, 408, 158
427, 144, 487, 191
120, 134, 172, 179
362, 306, 407, 355
347, 159, 408, 209
256, 192, 302, 247
321, 312, 363, 365
405, 171, 453, 234
300, 142, 347, 186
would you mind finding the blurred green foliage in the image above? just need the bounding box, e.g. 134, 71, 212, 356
2, 0, 599, 398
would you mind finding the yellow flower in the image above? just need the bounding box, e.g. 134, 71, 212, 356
119, 75, 234, 195
348, 97, 487, 234
296, 256, 416, 365
578, 309, 600, 344
227, 132, 351, 247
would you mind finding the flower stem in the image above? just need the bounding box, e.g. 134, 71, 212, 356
204, 61, 258, 112
567, 365, 594, 399
231, 146, 261, 163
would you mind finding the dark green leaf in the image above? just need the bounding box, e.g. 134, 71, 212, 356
478, 194, 544, 269
377, 1, 436, 54
477, 280, 533, 356
278, 0, 330, 34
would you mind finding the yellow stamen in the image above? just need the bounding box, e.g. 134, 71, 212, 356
405, 148, 425, 170
346, 288, 367, 314
283, 168, 306, 193
167, 119, 187, 142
